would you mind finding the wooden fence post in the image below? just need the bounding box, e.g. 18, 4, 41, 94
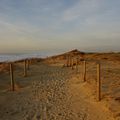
68, 56, 70, 67
66, 56, 69, 67
76, 57, 78, 73
10, 63, 15, 91
24, 60, 27, 77
97, 63, 101, 101
71, 58, 74, 70
27, 59, 30, 70
69, 56, 71, 67
83, 61, 86, 82
30, 59, 32, 65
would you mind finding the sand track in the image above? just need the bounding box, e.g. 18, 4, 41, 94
0, 63, 115, 120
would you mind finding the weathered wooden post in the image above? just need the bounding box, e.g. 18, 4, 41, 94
66, 56, 69, 67
29, 59, 32, 65
69, 56, 71, 67
30, 59, 32, 64
97, 63, 101, 101
24, 60, 27, 77
83, 61, 86, 82
71, 58, 74, 70
27, 59, 30, 70
10, 63, 15, 91
76, 57, 78, 73
68, 56, 70, 67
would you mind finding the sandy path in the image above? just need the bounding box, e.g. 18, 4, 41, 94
67, 75, 115, 120
0, 63, 115, 120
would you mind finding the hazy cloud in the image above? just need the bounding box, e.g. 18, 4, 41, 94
0, 0, 120, 53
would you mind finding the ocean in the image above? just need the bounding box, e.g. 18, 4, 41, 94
0, 50, 66, 62
0, 53, 44, 62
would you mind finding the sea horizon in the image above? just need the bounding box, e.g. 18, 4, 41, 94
0, 49, 69, 62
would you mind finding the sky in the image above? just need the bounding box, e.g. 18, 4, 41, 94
0, 0, 120, 53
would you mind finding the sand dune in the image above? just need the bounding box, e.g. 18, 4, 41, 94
0, 50, 120, 120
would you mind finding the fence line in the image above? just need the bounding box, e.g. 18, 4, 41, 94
1, 57, 108, 102
65, 56, 102, 101
8, 59, 31, 91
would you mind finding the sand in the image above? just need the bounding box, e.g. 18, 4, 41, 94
0, 60, 118, 120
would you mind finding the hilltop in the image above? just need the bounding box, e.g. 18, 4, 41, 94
44, 49, 120, 64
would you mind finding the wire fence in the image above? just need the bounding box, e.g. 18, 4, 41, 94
65, 56, 120, 102
0, 56, 120, 103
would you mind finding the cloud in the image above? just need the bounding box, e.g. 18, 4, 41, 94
61, 0, 102, 22
0, 0, 120, 53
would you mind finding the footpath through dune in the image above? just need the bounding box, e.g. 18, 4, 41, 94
0, 62, 115, 120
